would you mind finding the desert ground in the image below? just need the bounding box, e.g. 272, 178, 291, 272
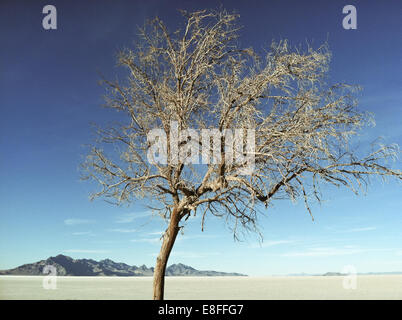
1, 275, 402, 300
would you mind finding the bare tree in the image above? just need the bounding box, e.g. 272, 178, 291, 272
82, 9, 402, 300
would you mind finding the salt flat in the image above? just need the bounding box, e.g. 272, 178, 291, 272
1, 275, 402, 300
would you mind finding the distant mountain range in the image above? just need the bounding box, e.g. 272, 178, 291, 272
0, 255, 246, 277
1, 256, 400, 277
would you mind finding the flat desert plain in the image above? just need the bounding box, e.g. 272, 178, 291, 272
1, 275, 402, 300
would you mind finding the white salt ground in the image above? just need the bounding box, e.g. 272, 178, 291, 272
1, 275, 402, 300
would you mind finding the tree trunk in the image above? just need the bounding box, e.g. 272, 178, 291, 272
152, 207, 180, 300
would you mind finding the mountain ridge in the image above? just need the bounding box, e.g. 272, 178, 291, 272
0, 254, 247, 277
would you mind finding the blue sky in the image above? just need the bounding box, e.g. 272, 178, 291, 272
0, 0, 401, 276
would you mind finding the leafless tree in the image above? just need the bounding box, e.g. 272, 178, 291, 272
82, 9, 402, 300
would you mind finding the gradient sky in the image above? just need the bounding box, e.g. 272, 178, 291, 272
0, 0, 401, 276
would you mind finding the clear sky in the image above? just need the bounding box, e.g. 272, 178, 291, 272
0, 0, 401, 276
